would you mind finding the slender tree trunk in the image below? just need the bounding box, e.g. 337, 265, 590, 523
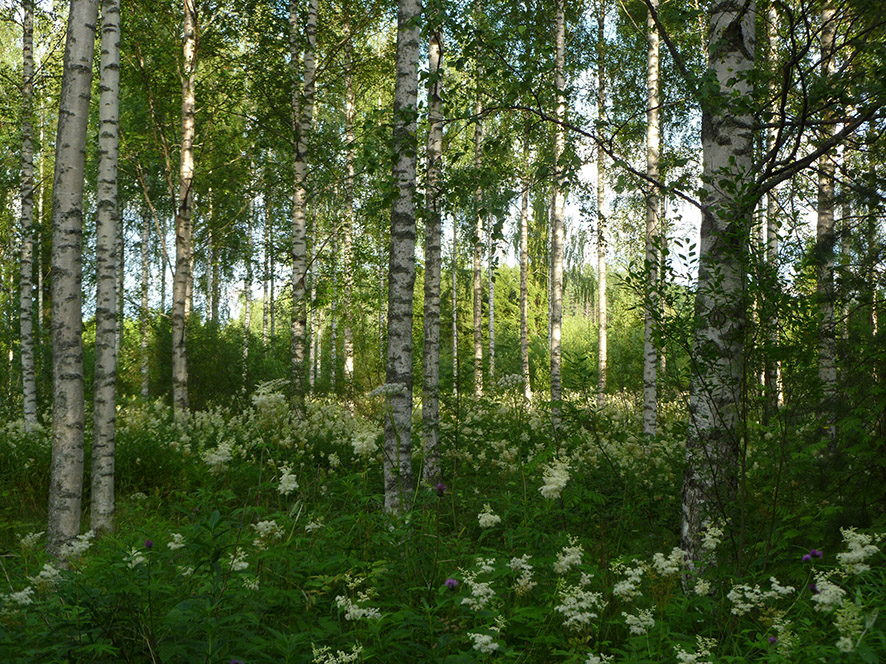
309, 220, 318, 390
596, 0, 608, 409
262, 196, 269, 345
47, 0, 99, 556
270, 220, 275, 338
289, 0, 317, 408
520, 136, 531, 402
682, 0, 754, 567
642, 0, 660, 437
242, 212, 252, 389
140, 207, 150, 398
487, 216, 495, 382
91, 0, 121, 535
37, 118, 45, 337
816, 3, 837, 434
472, 99, 484, 397
342, 20, 356, 399
452, 217, 458, 389
331, 238, 338, 391
383, 0, 421, 513
764, 2, 781, 411
422, 27, 443, 485
550, 0, 566, 406
172, 0, 197, 416
20, 0, 37, 430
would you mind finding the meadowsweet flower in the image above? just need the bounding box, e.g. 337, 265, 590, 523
278, 464, 299, 496
836, 527, 879, 574
810, 573, 845, 613
252, 520, 284, 549
508, 555, 537, 595
19, 531, 43, 550
228, 549, 249, 572
311, 644, 363, 664
612, 560, 644, 600
727, 584, 764, 616
3, 586, 35, 608
623, 608, 654, 635
554, 539, 583, 574
29, 563, 61, 592
540, 458, 570, 499
168, 533, 185, 550
126, 547, 146, 569
674, 636, 716, 664
834, 599, 865, 653
478, 504, 501, 528
243, 576, 260, 591
335, 594, 381, 620
305, 519, 323, 533
555, 573, 606, 630
693, 578, 711, 596
768, 577, 795, 596
351, 428, 378, 457
701, 525, 723, 551
202, 439, 234, 473
651, 547, 683, 576
585, 654, 614, 664
59, 530, 95, 559
461, 570, 496, 611
468, 633, 500, 654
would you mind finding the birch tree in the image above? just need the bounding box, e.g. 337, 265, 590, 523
20, 0, 37, 430
383, 0, 421, 513
422, 25, 443, 485
682, 0, 755, 565
520, 133, 531, 402
472, 98, 484, 397
596, 0, 607, 409
342, 15, 356, 401
550, 0, 566, 405
642, 0, 660, 437
91, 0, 121, 534
290, 0, 318, 407
47, 0, 99, 555
172, 0, 198, 415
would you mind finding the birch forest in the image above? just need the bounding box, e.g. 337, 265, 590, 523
1, 0, 886, 660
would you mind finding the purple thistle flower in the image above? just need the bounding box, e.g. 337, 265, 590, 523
435, 482, 447, 497
445, 577, 458, 590
802, 553, 811, 562
809, 583, 820, 594
810, 548, 823, 558
768, 636, 778, 644
144, 539, 153, 549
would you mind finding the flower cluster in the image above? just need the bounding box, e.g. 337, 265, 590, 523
168, 533, 186, 550
554, 539, 583, 574
540, 458, 571, 499
477, 504, 501, 528
555, 573, 606, 630
508, 555, 537, 595
623, 608, 655, 635
460, 568, 497, 611
278, 464, 299, 496
836, 527, 880, 574
252, 519, 284, 549
651, 547, 683, 576
468, 632, 500, 654
202, 439, 235, 474
311, 644, 363, 664
612, 559, 645, 600
59, 530, 95, 560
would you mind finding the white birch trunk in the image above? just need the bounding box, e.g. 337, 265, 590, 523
140, 207, 150, 398
289, 0, 317, 407
262, 195, 269, 345
383, 0, 421, 513
472, 99, 484, 397
596, 0, 608, 409
550, 0, 566, 406
764, 2, 781, 410
91, 0, 121, 534
487, 217, 495, 382
642, 0, 660, 437
20, 0, 37, 430
342, 22, 356, 398
422, 27, 443, 485
682, 0, 755, 566
243, 213, 252, 389
47, 0, 99, 556
520, 136, 532, 402
452, 217, 458, 389
37, 118, 45, 336
172, 0, 197, 415
816, 4, 837, 432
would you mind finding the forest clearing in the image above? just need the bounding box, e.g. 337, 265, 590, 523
0, 0, 885, 661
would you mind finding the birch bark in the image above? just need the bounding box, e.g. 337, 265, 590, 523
342, 20, 356, 399
422, 27, 443, 485
20, 0, 37, 430
140, 207, 150, 398
682, 0, 755, 566
596, 0, 608, 409
520, 136, 532, 402
550, 0, 566, 406
47, 0, 99, 556
472, 99, 484, 397
383, 0, 421, 513
91, 0, 121, 534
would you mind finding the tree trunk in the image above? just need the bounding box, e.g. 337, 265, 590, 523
331, 238, 338, 391
550, 0, 566, 406
383, 0, 421, 513
642, 0, 660, 437
37, 118, 45, 337
764, 2, 781, 411
140, 207, 150, 398
289, 0, 317, 408
487, 216, 495, 382
816, 3, 837, 435
243, 212, 252, 389
520, 135, 531, 402
452, 216, 458, 390
682, 0, 754, 567
47, 0, 99, 556
91, 0, 121, 535
172, 0, 197, 416
596, 0, 607, 409
262, 193, 269, 345
20, 0, 37, 430
270, 220, 275, 338
422, 27, 443, 486
342, 22, 356, 400
472, 99, 484, 397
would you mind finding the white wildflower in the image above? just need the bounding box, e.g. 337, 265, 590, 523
834, 599, 864, 653
229, 549, 249, 572
701, 525, 723, 552
836, 527, 880, 574
468, 633, 500, 654
126, 547, 146, 569
59, 530, 95, 559
540, 458, 570, 499
168, 533, 186, 550
461, 571, 496, 611
555, 573, 606, 630
312, 644, 363, 664
28, 563, 61, 592
202, 439, 234, 473
243, 576, 260, 591
768, 577, 795, 597
478, 504, 501, 528
305, 519, 323, 533
674, 636, 715, 664
613, 560, 644, 600
811, 573, 846, 613
335, 594, 381, 621
651, 547, 683, 576
278, 464, 299, 496
554, 540, 583, 574
693, 578, 711, 596
509, 555, 537, 595
3, 586, 35, 608
836, 636, 855, 654
351, 429, 378, 457
585, 654, 614, 664
252, 519, 284, 549
623, 608, 655, 635
328, 452, 341, 469
19, 531, 44, 550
